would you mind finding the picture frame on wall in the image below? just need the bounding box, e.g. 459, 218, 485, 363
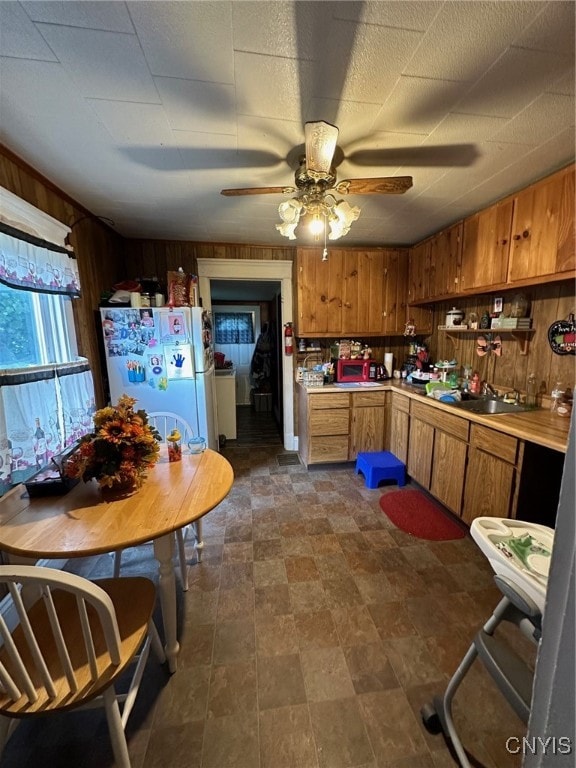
493, 297, 503, 314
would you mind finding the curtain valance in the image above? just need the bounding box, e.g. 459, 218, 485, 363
0, 228, 81, 297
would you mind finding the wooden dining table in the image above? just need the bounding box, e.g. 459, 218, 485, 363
0, 448, 234, 673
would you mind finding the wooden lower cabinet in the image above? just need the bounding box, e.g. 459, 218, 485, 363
407, 416, 433, 488
461, 425, 519, 524
408, 400, 468, 515
298, 388, 350, 466
349, 391, 386, 460
430, 431, 467, 515
298, 388, 388, 466
387, 393, 409, 464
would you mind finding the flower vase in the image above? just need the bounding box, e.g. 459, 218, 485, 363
100, 477, 137, 498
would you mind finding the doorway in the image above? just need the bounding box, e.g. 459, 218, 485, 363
197, 259, 295, 451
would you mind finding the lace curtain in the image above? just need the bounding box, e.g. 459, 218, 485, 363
214, 312, 255, 344
0, 361, 94, 496
0, 202, 90, 496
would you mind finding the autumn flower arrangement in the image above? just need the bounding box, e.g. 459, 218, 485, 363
65, 395, 160, 489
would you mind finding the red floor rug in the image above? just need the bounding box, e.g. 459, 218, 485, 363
379, 489, 466, 541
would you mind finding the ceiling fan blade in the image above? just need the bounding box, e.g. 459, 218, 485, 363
221, 186, 295, 197
304, 121, 339, 176
335, 177, 413, 195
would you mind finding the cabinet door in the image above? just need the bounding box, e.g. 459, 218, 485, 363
429, 223, 462, 298
508, 166, 575, 282
408, 240, 430, 302
460, 200, 513, 291
430, 431, 467, 515
350, 405, 386, 459
390, 407, 409, 465
342, 250, 387, 335
310, 408, 350, 436
296, 248, 344, 335
383, 249, 412, 335
407, 418, 433, 488
461, 448, 515, 524
309, 436, 350, 464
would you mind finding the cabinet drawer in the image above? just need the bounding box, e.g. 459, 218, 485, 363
352, 391, 386, 407
410, 400, 469, 441
310, 408, 350, 436
309, 436, 350, 463
310, 393, 350, 410
390, 393, 410, 413
470, 424, 518, 463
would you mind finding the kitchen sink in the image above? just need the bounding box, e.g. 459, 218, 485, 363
447, 397, 532, 415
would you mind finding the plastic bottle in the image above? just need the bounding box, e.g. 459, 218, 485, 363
526, 372, 538, 408
550, 381, 564, 412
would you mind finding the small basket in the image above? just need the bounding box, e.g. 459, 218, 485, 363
302, 369, 324, 387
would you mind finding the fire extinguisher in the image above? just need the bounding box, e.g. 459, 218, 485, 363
284, 322, 294, 356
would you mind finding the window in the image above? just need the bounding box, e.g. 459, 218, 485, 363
0, 281, 78, 369
214, 312, 255, 344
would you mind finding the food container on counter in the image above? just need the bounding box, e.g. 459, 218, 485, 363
445, 307, 465, 327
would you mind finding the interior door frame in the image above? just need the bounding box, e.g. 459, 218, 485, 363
197, 259, 295, 451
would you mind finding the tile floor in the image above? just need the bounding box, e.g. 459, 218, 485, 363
0, 441, 536, 768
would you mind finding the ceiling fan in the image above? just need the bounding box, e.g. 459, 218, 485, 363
221, 121, 413, 241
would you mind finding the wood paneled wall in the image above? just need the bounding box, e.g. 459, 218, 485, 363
430, 283, 575, 398
0, 146, 125, 407
123, 239, 295, 284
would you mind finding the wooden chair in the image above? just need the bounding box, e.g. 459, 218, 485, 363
113, 412, 203, 590
0, 565, 164, 768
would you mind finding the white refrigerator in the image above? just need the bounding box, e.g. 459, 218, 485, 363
99, 306, 219, 450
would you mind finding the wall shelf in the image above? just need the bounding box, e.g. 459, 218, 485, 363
440, 328, 535, 356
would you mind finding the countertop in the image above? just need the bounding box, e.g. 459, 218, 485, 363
299, 381, 571, 454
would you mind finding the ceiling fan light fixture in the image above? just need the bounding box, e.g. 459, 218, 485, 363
309, 212, 324, 237
328, 200, 361, 240
276, 193, 360, 242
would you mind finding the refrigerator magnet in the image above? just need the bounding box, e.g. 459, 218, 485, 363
166, 343, 194, 379
160, 311, 186, 343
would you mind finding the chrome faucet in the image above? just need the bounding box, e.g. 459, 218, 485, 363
481, 381, 497, 397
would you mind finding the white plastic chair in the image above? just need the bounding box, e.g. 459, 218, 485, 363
0, 565, 164, 768
113, 412, 203, 590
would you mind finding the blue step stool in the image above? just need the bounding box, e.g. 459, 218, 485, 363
355, 451, 406, 489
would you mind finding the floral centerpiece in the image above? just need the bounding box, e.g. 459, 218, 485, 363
65, 395, 160, 490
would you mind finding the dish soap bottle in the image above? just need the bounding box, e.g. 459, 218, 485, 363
526, 372, 538, 408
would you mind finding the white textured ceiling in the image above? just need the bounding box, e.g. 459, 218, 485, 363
1, 1, 574, 247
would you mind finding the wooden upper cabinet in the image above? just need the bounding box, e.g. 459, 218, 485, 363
342, 250, 387, 335
429, 222, 462, 298
297, 247, 413, 336
460, 199, 513, 292
507, 165, 575, 283
296, 248, 345, 335
408, 239, 430, 302
383, 249, 410, 334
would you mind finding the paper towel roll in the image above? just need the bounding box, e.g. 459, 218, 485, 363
384, 353, 394, 379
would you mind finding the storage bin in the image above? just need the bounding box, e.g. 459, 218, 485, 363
254, 393, 272, 412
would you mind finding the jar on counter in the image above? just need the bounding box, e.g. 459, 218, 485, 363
557, 389, 573, 418
140, 292, 151, 307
